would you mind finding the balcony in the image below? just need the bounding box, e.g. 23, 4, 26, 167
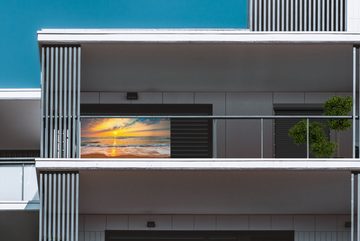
0, 158, 39, 210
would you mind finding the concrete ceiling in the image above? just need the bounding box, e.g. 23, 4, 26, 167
79, 170, 350, 215
81, 43, 353, 92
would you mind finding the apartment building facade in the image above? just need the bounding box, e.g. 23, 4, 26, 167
2, 0, 360, 241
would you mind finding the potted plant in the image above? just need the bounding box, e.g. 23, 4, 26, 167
288, 96, 352, 158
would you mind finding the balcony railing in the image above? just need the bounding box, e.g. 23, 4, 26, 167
0, 158, 39, 209
81, 115, 354, 159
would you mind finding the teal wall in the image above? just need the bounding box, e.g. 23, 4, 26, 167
0, 0, 248, 88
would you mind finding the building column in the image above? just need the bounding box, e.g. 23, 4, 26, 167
353, 46, 359, 158
41, 45, 81, 158
39, 172, 79, 241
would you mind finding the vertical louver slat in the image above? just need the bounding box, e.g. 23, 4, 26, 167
259, 0, 262, 32
340, 0, 344, 31
68, 48, 73, 158
267, 0, 271, 31
41, 46, 81, 159
326, 0, 331, 31
277, 0, 281, 31
272, 0, 276, 31
295, 0, 299, 31
250, 0, 346, 31
321, 0, 326, 31
59, 48, 63, 157
282, 0, 286, 31
63, 48, 68, 158
39, 172, 79, 241
54, 47, 59, 158
77, 48, 81, 158
304, 0, 308, 31
254, 0, 258, 31
49, 48, 54, 158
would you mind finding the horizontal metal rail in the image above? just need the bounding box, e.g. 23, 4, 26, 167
0, 158, 36, 164
80, 115, 353, 119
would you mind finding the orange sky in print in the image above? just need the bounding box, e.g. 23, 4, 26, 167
81, 118, 170, 138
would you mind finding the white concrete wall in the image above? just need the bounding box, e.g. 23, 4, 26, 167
0, 164, 39, 206
0, 100, 40, 151
81, 91, 353, 158
78, 214, 350, 241
347, 0, 360, 32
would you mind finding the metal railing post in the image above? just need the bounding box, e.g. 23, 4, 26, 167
260, 118, 264, 158
213, 119, 217, 158
306, 118, 310, 158
353, 46, 357, 158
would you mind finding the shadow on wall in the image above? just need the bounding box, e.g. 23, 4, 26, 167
0, 211, 38, 241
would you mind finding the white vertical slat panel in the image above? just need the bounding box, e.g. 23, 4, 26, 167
71, 173, 75, 241
289, 0, 293, 31
49, 47, 54, 157
249, 0, 253, 31
285, 0, 289, 31
54, 47, 58, 157
68, 47, 73, 158
331, 0, 335, 31
59, 47, 63, 157
335, 0, 339, 30
313, 0, 316, 31
295, 0, 298, 31
327, 0, 331, 31
72, 49, 77, 158
259, 0, 263, 31
40, 48, 45, 158
77, 48, 81, 158
317, 0, 321, 31
48, 173, 52, 240
62, 173, 66, 241
39, 172, 80, 241
43, 174, 47, 241
64, 47, 68, 158
75, 173, 79, 241
299, 0, 303, 31
267, 0, 271, 30
304, 0, 308, 31
322, 0, 326, 31
339, 0, 343, 31
67, 173, 70, 241
53, 174, 56, 241
277, 0, 281, 31
57, 174, 61, 241
253, 0, 257, 31
272, 0, 276, 31
39, 173, 43, 241
263, 0, 267, 31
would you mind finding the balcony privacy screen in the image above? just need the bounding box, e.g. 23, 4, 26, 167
250, 0, 346, 31
80, 104, 213, 158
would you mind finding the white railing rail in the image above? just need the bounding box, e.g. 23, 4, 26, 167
0, 158, 36, 202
